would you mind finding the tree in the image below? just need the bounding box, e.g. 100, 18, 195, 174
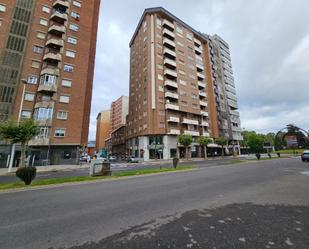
0, 119, 39, 167
178, 134, 192, 160
198, 136, 212, 159
216, 137, 228, 157
246, 132, 264, 154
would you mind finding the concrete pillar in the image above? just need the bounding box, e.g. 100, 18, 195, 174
163, 135, 169, 160
139, 136, 149, 161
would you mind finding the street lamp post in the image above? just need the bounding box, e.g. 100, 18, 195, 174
8, 79, 27, 173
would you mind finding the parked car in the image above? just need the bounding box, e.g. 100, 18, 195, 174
128, 156, 138, 163
109, 156, 117, 162
301, 150, 309, 162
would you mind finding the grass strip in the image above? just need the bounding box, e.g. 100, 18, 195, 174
0, 166, 192, 191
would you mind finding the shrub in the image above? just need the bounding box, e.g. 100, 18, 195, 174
172, 157, 179, 168
16, 166, 37, 185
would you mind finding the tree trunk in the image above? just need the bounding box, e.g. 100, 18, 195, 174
186, 146, 188, 160
204, 146, 208, 159
20, 142, 26, 167
221, 146, 224, 158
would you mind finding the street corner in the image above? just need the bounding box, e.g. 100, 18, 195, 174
68, 203, 309, 249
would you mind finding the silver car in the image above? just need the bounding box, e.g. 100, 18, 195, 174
301, 150, 309, 162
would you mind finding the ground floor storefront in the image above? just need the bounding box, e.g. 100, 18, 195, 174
0, 144, 81, 168
126, 135, 237, 161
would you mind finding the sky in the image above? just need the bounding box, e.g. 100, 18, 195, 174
89, 0, 309, 140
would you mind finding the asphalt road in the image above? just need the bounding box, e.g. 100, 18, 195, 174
0, 157, 241, 184
0, 158, 308, 249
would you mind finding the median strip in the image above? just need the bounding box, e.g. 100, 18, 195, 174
0, 166, 193, 191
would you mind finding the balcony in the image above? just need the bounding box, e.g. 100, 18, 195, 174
48, 25, 66, 36
197, 72, 205, 80
195, 46, 202, 55
168, 129, 180, 135
165, 91, 179, 99
164, 58, 177, 69
198, 81, 206, 88
227, 99, 238, 109
184, 130, 200, 137
165, 103, 179, 111
196, 63, 204, 72
38, 84, 57, 93
182, 118, 199, 125
199, 91, 206, 98
35, 101, 55, 109
34, 119, 53, 127
46, 38, 64, 49
162, 28, 175, 40
200, 101, 208, 107
202, 131, 210, 137
201, 121, 209, 127
164, 80, 178, 89
163, 38, 176, 49
201, 111, 209, 117
232, 133, 243, 141
163, 47, 176, 59
43, 52, 62, 63
194, 38, 202, 46
230, 110, 240, 116
164, 68, 177, 79
167, 116, 180, 123
40, 67, 60, 76
53, 0, 70, 9
29, 137, 50, 146
232, 126, 242, 132
162, 19, 175, 30
51, 11, 68, 24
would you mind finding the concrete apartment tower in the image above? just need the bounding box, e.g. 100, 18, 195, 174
126, 7, 242, 161
208, 35, 243, 142
95, 110, 111, 154
0, 0, 100, 167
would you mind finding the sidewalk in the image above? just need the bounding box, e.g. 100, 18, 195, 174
0, 164, 90, 176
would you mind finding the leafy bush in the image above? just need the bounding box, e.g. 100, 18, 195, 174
16, 167, 37, 185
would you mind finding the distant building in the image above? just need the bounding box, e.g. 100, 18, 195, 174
111, 125, 127, 159
95, 110, 111, 153
110, 96, 129, 132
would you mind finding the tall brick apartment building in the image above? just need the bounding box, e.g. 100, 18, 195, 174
0, 0, 100, 166
126, 7, 242, 160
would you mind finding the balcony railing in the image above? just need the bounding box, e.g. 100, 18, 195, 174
163, 47, 176, 59
200, 101, 208, 107
198, 81, 206, 88
201, 111, 209, 117
162, 19, 175, 30
164, 58, 177, 68
167, 116, 180, 123
164, 80, 178, 88
164, 68, 177, 79
51, 11, 68, 23
197, 72, 205, 80
201, 121, 209, 127
184, 130, 200, 136
168, 129, 180, 135
182, 118, 199, 125
48, 25, 66, 36
194, 38, 202, 46
53, 0, 70, 9
46, 38, 64, 49
165, 91, 179, 99
163, 38, 176, 49
162, 28, 175, 40
43, 52, 62, 62
38, 84, 57, 93
165, 103, 179, 111
199, 91, 207, 97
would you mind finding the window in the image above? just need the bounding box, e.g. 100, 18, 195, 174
176, 26, 183, 34
27, 75, 38, 84
0, 4, 6, 12
64, 64, 74, 72
177, 41, 184, 47
179, 80, 187, 86
33, 45, 43, 54
40, 19, 48, 26
73, 1, 81, 7
57, 111, 68, 120
62, 79, 72, 87
37, 32, 46, 40
191, 94, 198, 99
24, 93, 35, 101
40, 74, 57, 85
158, 74, 163, 80
186, 33, 193, 41
21, 110, 31, 119
69, 24, 79, 31
179, 70, 185, 75
42, 6, 50, 13
59, 95, 70, 103
65, 50, 76, 58
38, 127, 49, 138
71, 11, 80, 19
67, 37, 77, 45
34, 108, 53, 120
143, 21, 147, 32
31, 60, 40, 68
55, 128, 66, 137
